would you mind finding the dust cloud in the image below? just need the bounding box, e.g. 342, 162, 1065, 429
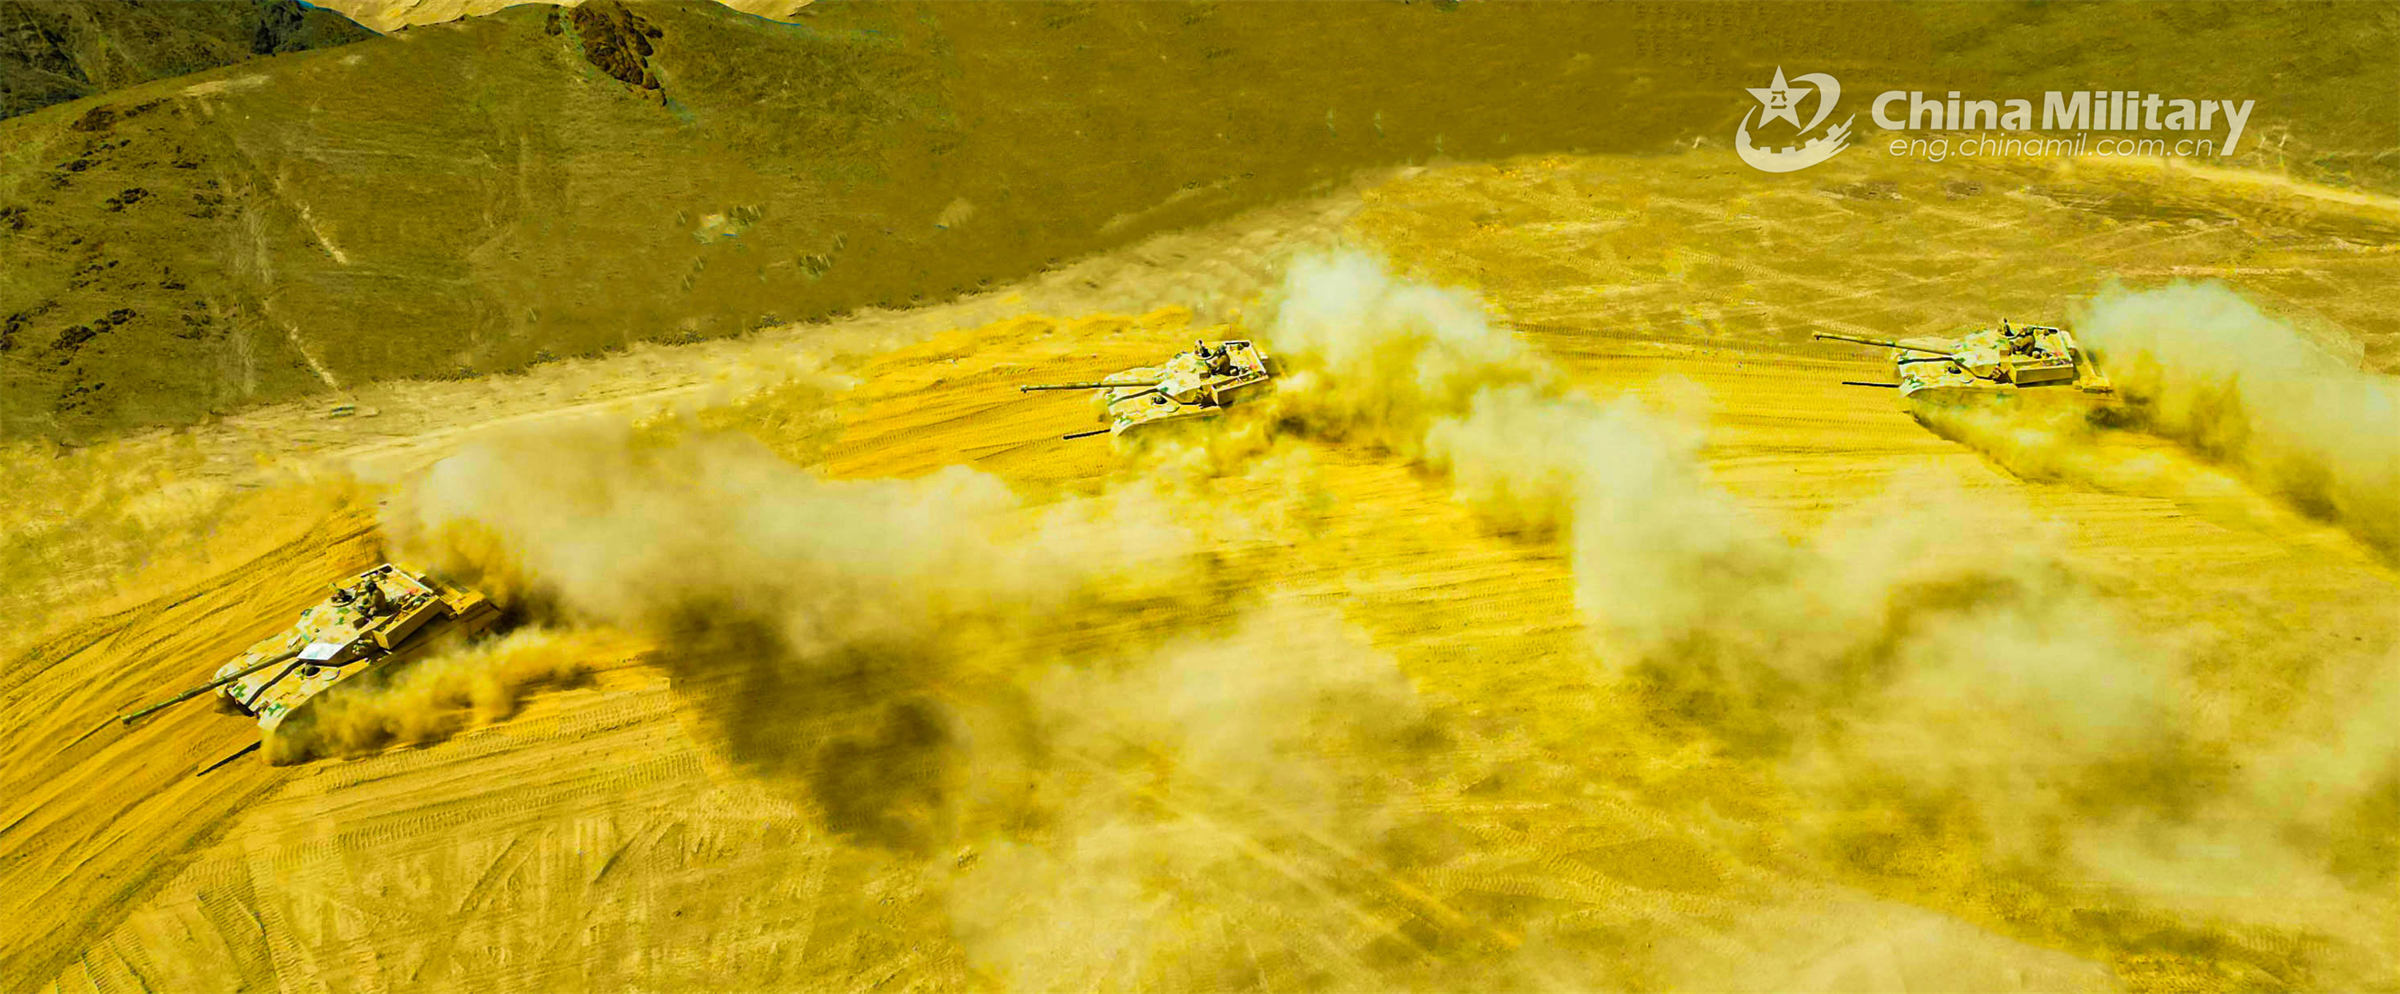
1261, 253, 2177, 791
361, 253, 2392, 988
1906, 282, 2400, 558
381, 418, 1229, 846
376, 413, 1553, 986
942, 603, 1516, 991
2078, 281, 2400, 554
266, 628, 603, 764
1906, 391, 2179, 490
376, 400, 1523, 982
1255, 251, 2397, 957
386, 419, 1199, 644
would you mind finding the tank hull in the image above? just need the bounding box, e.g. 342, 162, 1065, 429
1027, 338, 1277, 443
211, 564, 501, 763
1887, 323, 2112, 399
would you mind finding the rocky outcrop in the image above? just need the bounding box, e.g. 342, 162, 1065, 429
557, 1, 663, 92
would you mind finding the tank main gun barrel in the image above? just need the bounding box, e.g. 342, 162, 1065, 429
1812, 332, 1954, 356
1018, 380, 1159, 392
115, 647, 304, 728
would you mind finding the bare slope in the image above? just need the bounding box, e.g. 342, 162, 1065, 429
3, 1, 2392, 443
0, 0, 1783, 440
0, 0, 375, 119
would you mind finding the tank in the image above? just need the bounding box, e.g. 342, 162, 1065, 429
1018, 339, 1276, 441
1815, 321, 2112, 399
87, 563, 501, 771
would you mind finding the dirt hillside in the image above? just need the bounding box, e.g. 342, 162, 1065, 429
0, 0, 374, 119
5, 1, 2393, 441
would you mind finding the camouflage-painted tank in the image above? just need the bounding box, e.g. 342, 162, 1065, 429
1018, 339, 1277, 441
1816, 321, 2113, 399
93, 563, 500, 770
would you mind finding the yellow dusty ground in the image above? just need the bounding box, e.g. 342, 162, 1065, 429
6, 149, 2397, 992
